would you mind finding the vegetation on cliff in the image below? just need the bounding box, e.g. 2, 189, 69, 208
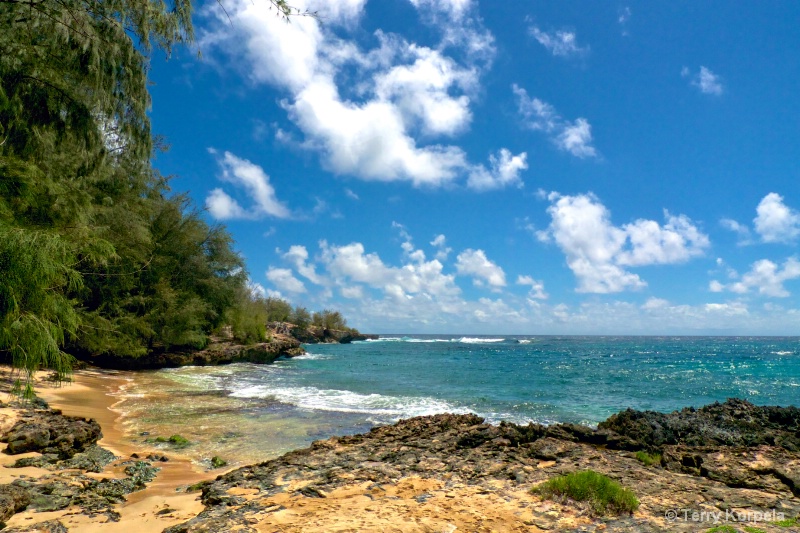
0, 1, 349, 391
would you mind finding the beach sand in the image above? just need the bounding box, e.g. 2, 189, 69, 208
1, 369, 213, 532
0, 369, 587, 533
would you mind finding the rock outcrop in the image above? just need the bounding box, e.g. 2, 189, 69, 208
168, 400, 800, 533
0, 407, 167, 526
269, 322, 378, 344
80, 334, 304, 370
1, 409, 101, 458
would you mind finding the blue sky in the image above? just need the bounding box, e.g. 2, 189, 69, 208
148, 1, 800, 334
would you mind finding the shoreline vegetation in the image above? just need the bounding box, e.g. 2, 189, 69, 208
0, 370, 798, 532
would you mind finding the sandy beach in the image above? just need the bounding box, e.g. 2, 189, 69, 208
1, 367, 799, 533
0, 369, 213, 532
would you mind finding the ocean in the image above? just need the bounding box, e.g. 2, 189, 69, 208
114, 336, 800, 467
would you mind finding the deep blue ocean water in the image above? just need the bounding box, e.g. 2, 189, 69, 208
123, 336, 800, 464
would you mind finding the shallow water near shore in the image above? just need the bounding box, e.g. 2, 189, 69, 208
112, 335, 800, 467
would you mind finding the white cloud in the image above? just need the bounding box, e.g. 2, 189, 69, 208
200, 0, 513, 191
754, 192, 800, 243
344, 188, 359, 200
517, 275, 547, 300
262, 235, 800, 334
467, 149, 528, 191
722, 193, 800, 245
266, 267, 307, 293
430, 234, 453, 261
455, 249, 507, 289
205, 150, 290, 220
618, 212, 710, 266
711, 257, 800, 298
409, 0, 472, 21
720, 217, 753, 244
529, 27, 589, 58
683, 66, 723, 96
539, 192, 709, 293
513, 84, 597, 158
281, 245, 325, 285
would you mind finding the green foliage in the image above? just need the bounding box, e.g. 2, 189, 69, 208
210, 455, 227, 469
289, 305, 311, 329
312, 309, 348, 330
634, 451, 662, 467
706, 526, 736, 533
0, 0, 252, 384
743, 527, 767, 533
532, 470, 639, 516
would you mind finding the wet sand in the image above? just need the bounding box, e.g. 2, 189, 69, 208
1, 369, 216, 532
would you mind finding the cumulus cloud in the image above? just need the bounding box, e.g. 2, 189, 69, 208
455, 249, 507, 289
261, 234, 800, 333
721, 193, 800, 244
517, 275, 547, 300
467, 149, 528, 191
200, 0, 515, 191
266, 267, 307, 293
513, 84, 597, 158
538, 192, 709, 293
205, 150, 290, 220
682, 66, 723, 96
710, 257, 800, 297
529, 27, 589, 58
430, 234, 453, 261
754, 192, 800, 243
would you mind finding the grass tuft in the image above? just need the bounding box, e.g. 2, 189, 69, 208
706, 526, 737, 533
634, 450, 662, 467
531, 469, 639, 516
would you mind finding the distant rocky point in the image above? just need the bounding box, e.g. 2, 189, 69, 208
268, 321, 378, 344
77, 322, 376, 371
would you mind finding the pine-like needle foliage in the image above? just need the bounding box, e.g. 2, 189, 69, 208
0, 0, 252, 390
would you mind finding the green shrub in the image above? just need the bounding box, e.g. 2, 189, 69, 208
743, 526, 767, 533
706, 526, 736, 533
532, 470, 639, 516
210, 455, 227, 469
634, 451, 662, 467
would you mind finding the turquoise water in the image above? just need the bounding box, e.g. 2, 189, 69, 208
121, 336, 800, 464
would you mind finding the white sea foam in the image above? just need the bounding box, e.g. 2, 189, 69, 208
771, 351, 793, 355
290, 352, 331, 360
230, 385, 469, 419
456, 337, 505, 344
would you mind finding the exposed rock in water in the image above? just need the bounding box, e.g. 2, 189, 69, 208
167, 401, 800, 533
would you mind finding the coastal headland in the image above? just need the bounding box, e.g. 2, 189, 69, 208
0, 367, 798, 532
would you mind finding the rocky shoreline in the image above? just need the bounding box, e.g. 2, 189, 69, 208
74, 324, 377, 371
161, 398, 800, 532
1, 392, 798, 532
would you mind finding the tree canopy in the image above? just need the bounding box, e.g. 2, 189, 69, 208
0, 0, 342, 397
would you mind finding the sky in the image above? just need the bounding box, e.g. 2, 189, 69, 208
147, 0, 800, 335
